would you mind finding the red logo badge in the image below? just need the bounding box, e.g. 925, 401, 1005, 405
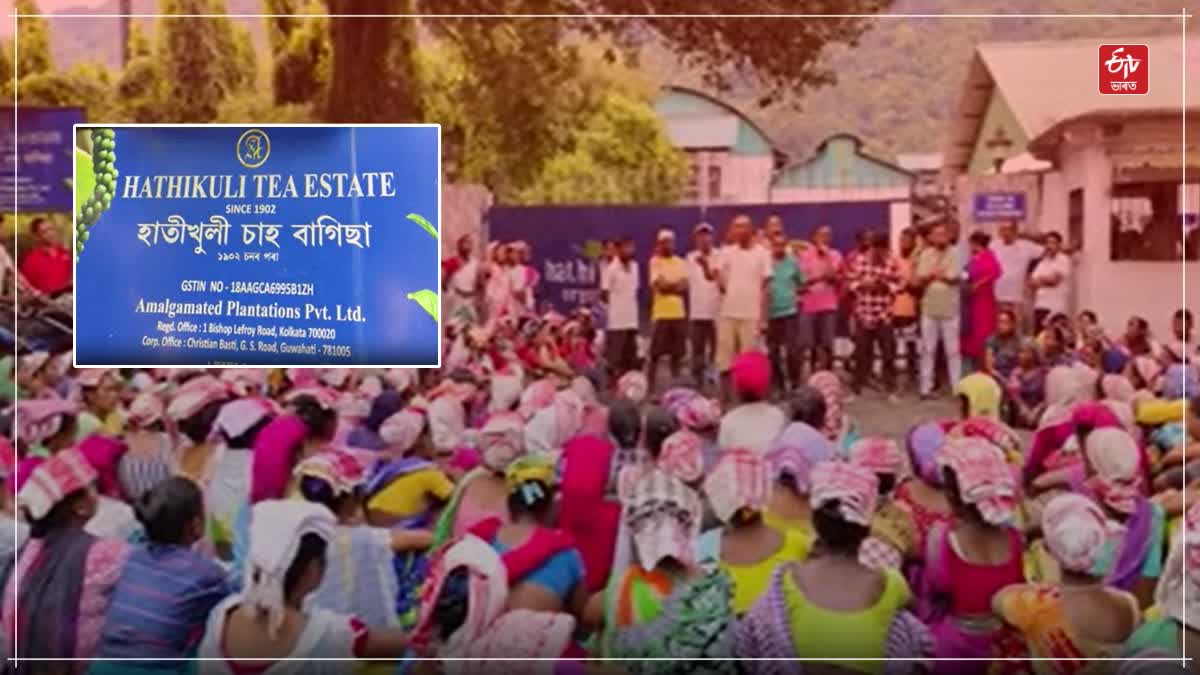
1099, 44, 1148, 95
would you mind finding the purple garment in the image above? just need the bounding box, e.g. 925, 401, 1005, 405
1107, 497, 1155, 592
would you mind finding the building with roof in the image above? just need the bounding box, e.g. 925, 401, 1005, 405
654, 86, 789, 205
944, 34, 1198, 337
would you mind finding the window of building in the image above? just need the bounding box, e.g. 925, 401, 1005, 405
684, 162, 700, 203
1110, 182, 1199, 261
707, 164, 722, 201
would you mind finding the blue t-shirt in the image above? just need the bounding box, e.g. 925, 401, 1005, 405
491, 537, 585, 601
768, 255, 805, 319
98, 544, 233, 659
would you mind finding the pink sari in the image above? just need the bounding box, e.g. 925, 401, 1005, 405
963, 248, 1001, 361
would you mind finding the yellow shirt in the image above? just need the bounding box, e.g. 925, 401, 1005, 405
1136, 399, 1186, 426
649, 255, 687, 321
784, 567, 911, 674
367, 467, 455, 519
763, 510, 816, 541
721, 528, 811, 614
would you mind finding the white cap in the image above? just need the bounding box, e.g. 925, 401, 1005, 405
657, 229, 675, 241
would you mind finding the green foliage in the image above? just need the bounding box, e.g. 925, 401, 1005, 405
14, 0, 52, 77
18, 61, 118, 121
267, 1, 331, 106
214, 91, 314, 123
407, 213, 438, 239
0, 41, 13, 99
116, 54, 168, 122
324, 0, 419, 122
127, 20, 153, 59
157, 0, 257, 123
406, 290, 439, 322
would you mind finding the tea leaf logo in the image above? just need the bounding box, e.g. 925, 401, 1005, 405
407, 289, 438, 322
407, 213, 437, 239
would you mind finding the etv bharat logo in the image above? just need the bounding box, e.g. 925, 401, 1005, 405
1099, 45, 1149, 95
237, 128, 271, 168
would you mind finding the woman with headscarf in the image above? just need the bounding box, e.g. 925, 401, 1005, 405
77, 435, 140, 542
346, 390, 407, 452
850, 438, 917, 572
599, 469, 738, 673
427, 376, 480, 455
558, 432, 622, 595
468, 455, 587, 620
1025, 368, 1123, 488
955, 372, 1004, 421
168, 376, 232, 488
91, 478, 231, 674
923, 438, 1025, 672
365, 404, 454, 530
524, 389, 584, 460
762, 407, 837, 538
13, 398, 80, 490
295, 452, 432, 631
735, 461, 931, 674
1078, 428, 1164, 606
2, 449, 131, 667
807, 370, 859, 452
1122, 503, 1200, 660
76, 368, 125, 439
698, 448, 810, 615
197, 500, 410, 672
432, 411, 526, 547
717, 351, 786, 455
117, 391, 175, 503
893, 422, 955, 569
675, 392, 722, 472
207, 397, 276, 560
994, 493, 1141, 672
408, 534, 582, 674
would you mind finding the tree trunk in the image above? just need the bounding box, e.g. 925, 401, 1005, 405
119, 0, 131, 66
324, 0, 419, 123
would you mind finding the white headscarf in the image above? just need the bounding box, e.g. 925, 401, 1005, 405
243, 500, 336, 639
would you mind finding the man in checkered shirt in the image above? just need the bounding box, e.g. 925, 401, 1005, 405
847, 231, 902, 397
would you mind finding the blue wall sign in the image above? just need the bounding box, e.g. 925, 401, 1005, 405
0, 106, 85, 212
74, 125, 441, 367
972, 192, 1026, 221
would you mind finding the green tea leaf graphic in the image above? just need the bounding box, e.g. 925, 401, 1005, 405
407, 289, 439, 322
407, 213, 438, 239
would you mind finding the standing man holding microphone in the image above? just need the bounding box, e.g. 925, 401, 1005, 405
715, 214, 773, 401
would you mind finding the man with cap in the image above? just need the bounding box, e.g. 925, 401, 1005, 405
687, 223, 721, 389
647, 227, 688, 392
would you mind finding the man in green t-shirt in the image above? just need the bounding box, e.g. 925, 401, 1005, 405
766, 231, 806, 393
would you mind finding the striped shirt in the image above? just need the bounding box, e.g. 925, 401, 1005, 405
97, 544, 232, 659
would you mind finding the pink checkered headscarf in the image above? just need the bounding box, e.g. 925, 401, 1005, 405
848, 437, 906, 478
810, 461, 878, 527
938, 437, 1017, 526
808, 371, 847, 441
703, 447, 769, 523
18, 449, 97, 521
657, 430, 704, 484
1083, 427, 1143, 515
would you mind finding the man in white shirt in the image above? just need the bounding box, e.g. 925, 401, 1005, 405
602, 236, 640, 377
990, 220, 1044, 331
715, 214, 772, 398
1029, 231, 1072, 334
686, 222, 721, 388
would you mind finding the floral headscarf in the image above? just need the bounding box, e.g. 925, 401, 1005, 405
1041, 493, 1110, 574
938, 437, 1017, 526
294, 451, 367, 496
1083, 427, 1142, 515
617, 371, 649, 404
703, 448, 769, 524
946, 417, 1022, 465
765, 422, 836, 493
479, 412, 525, 472
810, 461, 878, 527
677, 395, 721, 432
621, 468, 703, 571
657, 430, 704, 484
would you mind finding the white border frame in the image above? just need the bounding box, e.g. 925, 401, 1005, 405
8, 5, 1193, 669
69, 122, 443, 369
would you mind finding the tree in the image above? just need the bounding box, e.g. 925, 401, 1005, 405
157, 0, 256, 122
324, 0, 419, 122
127, 20, 153, 59
325, 0, 891, 123
266, 0, 331, 106
14, 0, 52, 78
18, 61, 118, 122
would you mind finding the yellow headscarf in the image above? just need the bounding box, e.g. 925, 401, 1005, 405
956, 373, 1003, 419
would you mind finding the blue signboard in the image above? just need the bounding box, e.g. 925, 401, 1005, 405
74, 125, 441, 367
0, 106, 85, 212
488, 201, 885, 319
972, 192, 1026, 221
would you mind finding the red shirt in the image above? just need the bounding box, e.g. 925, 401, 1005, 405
20, 245, 72, 295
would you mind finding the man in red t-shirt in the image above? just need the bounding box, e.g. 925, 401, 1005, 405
19, 217, 72, 296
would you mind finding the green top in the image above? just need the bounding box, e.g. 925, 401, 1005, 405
914, 246, 962, 320
1123, 617, 1181, 656
767, 255, 805, 319
783, 566, 910, 674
